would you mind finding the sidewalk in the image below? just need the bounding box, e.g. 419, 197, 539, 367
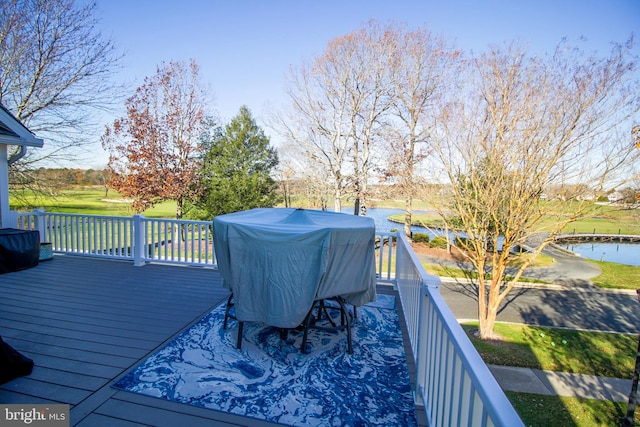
489, 364, 634, 402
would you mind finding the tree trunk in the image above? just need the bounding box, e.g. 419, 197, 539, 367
404, 196, 412, 237
479, 307, 498, 339
176, 197, 183, 220
479, 267, 507, 339
334, 186, 342, 213
359, 189, 367, 216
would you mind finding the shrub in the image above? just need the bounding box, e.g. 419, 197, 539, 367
412, 233, 430, 244
429, 236, 449, 249
455, 236, 469, 247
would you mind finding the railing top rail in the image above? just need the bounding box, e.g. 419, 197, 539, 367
423, 284, 524, 426
140, 216, 212, 226
16, 210, 212, 225
17, 210, 135, 222
396, 232, 440, 288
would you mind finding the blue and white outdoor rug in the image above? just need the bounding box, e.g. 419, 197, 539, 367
112, 294, 417, 426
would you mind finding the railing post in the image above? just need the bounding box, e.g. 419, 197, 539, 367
414, 281, 428, 407
7, 210, 18, 228
133, 214, 145, 266
34, 208, 46, 242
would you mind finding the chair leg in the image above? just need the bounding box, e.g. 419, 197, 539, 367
279, 328, 288, 340
301, 298, 353, 354
335, 297, 353, 354
223, 294, 234, 330
236, 321, 244, 349
223, 293, 244, 349
300, 303, 317, 354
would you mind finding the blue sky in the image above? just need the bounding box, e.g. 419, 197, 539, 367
89, 0, 639, 168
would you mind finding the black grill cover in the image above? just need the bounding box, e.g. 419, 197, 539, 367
0, 228, 39, 274
0, 336, 34, 384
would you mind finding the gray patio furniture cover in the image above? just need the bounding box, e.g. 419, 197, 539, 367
213, 208, 377, 328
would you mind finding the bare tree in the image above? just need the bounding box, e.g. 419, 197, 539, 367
384, 26, 461, 236
429, 39, 640, 339
347, 21, 396, 216
0, 0, 122, 170
102, 59, 209, 219
278, 21, 396, 214
279, 54, 351, 212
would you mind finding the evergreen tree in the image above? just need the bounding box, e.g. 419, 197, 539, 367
191, 106, 280, 218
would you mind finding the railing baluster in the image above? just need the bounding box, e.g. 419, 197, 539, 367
190, 224, 196, 262
394, 232, 523, 427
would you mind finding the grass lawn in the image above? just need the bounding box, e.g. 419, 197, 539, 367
390, 204, 640, 235
589, 259, 640, 291
423, 262, 552, 284
562, 216, 640, 235
506, 392, 640, 427
10, 188, 178, 218
462, 322, 637, 378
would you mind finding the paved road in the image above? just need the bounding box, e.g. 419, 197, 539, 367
439, 280, 640, 334
418, 243, 640, 334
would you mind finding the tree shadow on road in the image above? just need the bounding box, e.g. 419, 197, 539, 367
438, 263, 536, 317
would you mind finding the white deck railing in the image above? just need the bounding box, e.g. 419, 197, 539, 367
395, 232, 523, 427
10, 209, 523, 426
13, 210, 215, 266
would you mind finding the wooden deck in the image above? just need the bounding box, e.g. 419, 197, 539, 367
0, 255, 421, 426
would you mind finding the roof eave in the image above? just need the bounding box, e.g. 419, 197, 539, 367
0, 134, 44, 147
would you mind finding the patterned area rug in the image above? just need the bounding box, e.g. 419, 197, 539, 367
113, 294, 417, 426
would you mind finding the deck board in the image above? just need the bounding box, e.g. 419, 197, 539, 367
0, 255, 228, 425
0, 254, 423, 426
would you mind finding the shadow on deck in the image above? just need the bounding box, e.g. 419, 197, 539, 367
0, 255, 421, 426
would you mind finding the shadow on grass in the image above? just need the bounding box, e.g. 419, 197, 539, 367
506, 392, 639, 427
517, 294, 640, 426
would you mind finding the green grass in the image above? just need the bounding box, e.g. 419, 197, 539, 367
10, 188, 178, 218
376, 247, 552, 284
389, 212, 444, 229
589, 259, 640, 290
563, 218, 640, 235
462, 322, 637, 379
508, 252, 556, 268
390, 205, 640, 235
506, 392, 640, 427
422, 262, 553, 284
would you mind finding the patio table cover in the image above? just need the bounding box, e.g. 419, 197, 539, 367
213, 208, 377, 328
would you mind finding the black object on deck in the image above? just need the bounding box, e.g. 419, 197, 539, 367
0, 228, 40, 274
0, 335, 34, 384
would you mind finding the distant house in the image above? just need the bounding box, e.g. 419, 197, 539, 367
607, 191, 625, 204
0, 103, 44, 228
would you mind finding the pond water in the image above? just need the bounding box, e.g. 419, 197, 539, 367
354, 207, 640, 267
342, 207, 433, 235
561, 242, 640, 266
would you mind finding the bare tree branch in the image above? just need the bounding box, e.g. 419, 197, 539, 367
430, 38, 640, 339
1, 0, 123, 170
